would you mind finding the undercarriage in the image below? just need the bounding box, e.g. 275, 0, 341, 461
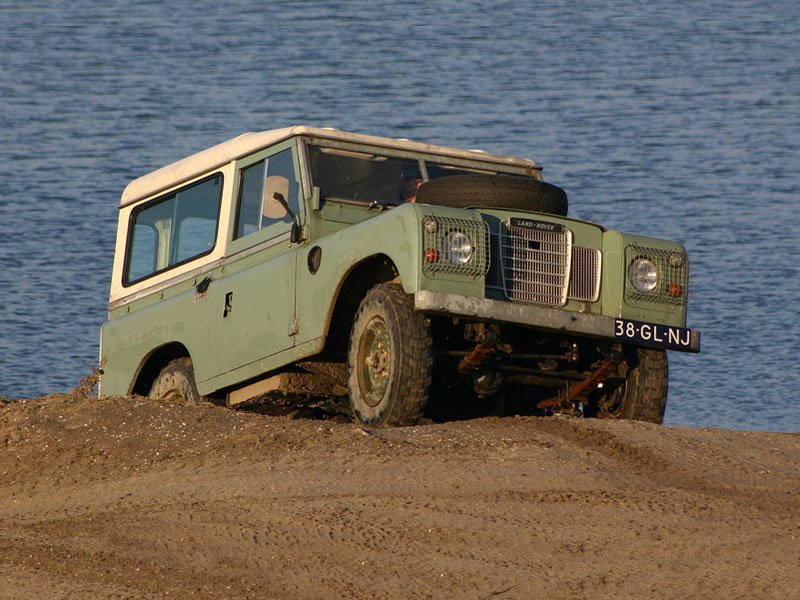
428, 316, 640, 420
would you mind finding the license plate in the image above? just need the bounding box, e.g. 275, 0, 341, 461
614, 319, 694, 351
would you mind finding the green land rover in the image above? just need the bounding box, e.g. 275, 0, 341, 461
99, 126, 700, 426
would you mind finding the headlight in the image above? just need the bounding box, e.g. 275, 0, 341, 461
443, 230, 473, 266
629, 257, 658, 292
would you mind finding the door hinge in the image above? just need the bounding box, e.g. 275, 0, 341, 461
288, 318, 299, 336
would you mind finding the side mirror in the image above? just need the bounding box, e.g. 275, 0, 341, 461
273, 192, 302, 244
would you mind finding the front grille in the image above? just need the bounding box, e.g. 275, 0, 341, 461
487, 220, 601, 306
497, 220, 572, 306
568, 246, 602, 302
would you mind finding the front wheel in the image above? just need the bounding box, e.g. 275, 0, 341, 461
599, 348, 668, 424
347, 283, 433, 426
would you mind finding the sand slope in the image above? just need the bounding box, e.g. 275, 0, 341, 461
1, 393, 798, 599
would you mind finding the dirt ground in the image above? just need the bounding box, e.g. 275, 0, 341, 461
0, 390, 798, 600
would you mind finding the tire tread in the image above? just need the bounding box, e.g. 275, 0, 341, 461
415, 174, 568, 216
347, 283, 432, 426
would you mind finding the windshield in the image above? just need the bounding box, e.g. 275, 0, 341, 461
307, 144, 422, 205
307, 144, 498, 206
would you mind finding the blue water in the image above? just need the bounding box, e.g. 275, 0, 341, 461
1, 2, 798, 431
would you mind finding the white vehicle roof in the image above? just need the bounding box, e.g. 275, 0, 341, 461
119, 125, 540, 207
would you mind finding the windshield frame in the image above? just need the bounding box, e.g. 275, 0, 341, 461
298, 136, 537, 207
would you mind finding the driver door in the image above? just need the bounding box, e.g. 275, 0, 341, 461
202, 142, 303, 381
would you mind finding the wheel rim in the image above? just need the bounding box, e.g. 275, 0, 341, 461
357, 315, 392, 407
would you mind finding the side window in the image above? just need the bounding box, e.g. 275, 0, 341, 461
127, 224, 157, 282
125, 174, 223, 285
235, 148, 299, 240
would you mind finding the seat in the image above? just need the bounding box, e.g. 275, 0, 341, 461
261, 175, 290, 221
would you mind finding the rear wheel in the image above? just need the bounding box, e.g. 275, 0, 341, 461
600, 348, 668, 423
149, 357, 205, 405
347, 283, 432, 426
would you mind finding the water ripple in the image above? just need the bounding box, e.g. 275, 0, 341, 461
0, 2, 797, 431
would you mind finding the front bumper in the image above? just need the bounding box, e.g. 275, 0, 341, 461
414, 290, 701, 353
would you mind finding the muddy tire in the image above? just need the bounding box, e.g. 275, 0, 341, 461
347, 283, 432, 426
415, 174, 568, 216
604, 349, 669, 424
149, 357, 204, 405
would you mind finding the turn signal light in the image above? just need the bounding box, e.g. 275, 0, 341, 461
425, 247, 439, 262
668, 283, 683, 297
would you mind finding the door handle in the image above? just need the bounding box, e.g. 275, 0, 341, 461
196, 277, 212, 293
224, 291, 234, 318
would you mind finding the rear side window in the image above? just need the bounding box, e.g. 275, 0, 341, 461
125, 174, 223, 285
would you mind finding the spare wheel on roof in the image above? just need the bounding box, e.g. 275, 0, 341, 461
415, 174, 568, 216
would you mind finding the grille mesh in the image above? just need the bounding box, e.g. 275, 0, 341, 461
486, 221, 601, 306
421, 216, 490, 277
568, 246, 602, 302
500, 221, 572, 306
625, 245, 688, 306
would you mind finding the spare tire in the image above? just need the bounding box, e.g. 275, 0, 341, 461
415, 174, 568, 216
